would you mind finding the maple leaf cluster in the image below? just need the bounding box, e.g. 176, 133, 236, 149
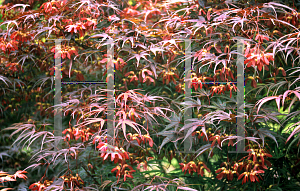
5, 62, 23, 73
96, 142, 130, 163
210, 83, 237, 98
0, 38, 18, 54
127, 133, 154, 147
62, 127, 94, 142
60, 173, 84, 189
1, 0, 300, 190
215, 148, 272, 184
64, 18, 97, 37
179, 161, 211, 176
40, 0, 64, 14
244, 45, 274, 71
111, 163, 136, 182
0, 170, 27, 190
50, 45, 78, 59
11, 31, 33, 42
29, 180, 52, 191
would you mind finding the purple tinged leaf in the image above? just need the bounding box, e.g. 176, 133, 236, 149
126, 52, 150, 67
149, 47, 164, 56
256, 96, 278, 114
244, 137, 261, 148
275, 96, 281, 112
201, 126, 208, 140
286, 121, 300, 136
143, 8, 160, 23
185, 18, 206, 24
89, 33, 110, 39
159, 137, 171, 154
68, 59, 72, 78
286, 124, 300, 143
282, 90, 290, 106
265, 2, 297, 12
24, 163, 44, 171
116, 119, 143, 142
154, 107, 170, 120
78, 118, 105, 129
177, 187, 198, 191
221, 136, 239, 147
121, 36, 135, 48
181, 124, 199, 144
0, 152, 10, 160
8, 4, 30, 12
293, 91, 300, 100
160, 39, 179, 49
0, 75, 12, 87
282, 90, 300, 106
195, 144, 212, 158
263, 131, 278, 147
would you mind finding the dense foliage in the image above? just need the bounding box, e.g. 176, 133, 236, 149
0, 0, 300, 190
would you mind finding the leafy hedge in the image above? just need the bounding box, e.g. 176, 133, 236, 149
0, 0, 300, 190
